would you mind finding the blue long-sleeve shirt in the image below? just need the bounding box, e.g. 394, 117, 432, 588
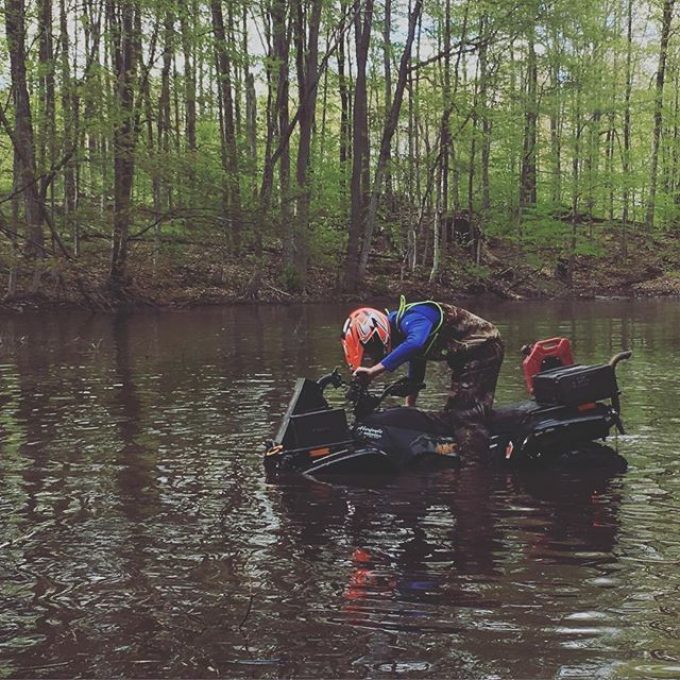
382, 303, 441, 382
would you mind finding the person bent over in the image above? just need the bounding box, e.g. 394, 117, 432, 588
340, 296, 504, 454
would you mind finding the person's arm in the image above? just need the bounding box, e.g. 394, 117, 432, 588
354, 311, 433, 385
380, 314, 434, 373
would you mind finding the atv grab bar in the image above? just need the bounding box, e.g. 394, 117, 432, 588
609, 351, 632, 370
608, 351, 631, 419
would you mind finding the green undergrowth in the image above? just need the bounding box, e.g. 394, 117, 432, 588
1, 223, 678, 311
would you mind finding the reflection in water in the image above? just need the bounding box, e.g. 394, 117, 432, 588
112, 312, 158, 521
0, 301, 679, 678
272, 465, 623, 673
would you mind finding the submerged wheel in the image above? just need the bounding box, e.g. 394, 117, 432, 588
553, 442, 627, 472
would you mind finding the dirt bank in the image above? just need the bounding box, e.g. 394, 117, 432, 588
2, 227, 678, 312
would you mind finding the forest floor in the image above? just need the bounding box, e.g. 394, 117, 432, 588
2, 224, 680, 312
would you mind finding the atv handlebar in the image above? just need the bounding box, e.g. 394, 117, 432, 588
317, 370, 424, 401
316, 368, 345, 392
346, 376, 426, 420
346, 375, 425, 403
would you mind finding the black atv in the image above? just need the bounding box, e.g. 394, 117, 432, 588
264, 340, 631, 478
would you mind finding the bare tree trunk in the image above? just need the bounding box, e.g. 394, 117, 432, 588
215, 49, 230, 265
102, 1, 114, 216
468, 58, 479, 219
344, 0, 374, 291
319, 28, 330, 165
520, 29, 538, 209
449, 15, 462, 216
338, 1, 350, 199
108, 0, 138, 293
621, 0, 633, 255
586, 110, 601, 223
549, 44, 562, 209
479, 15, 491, 216
59, 0, 78, 255
83, 0, 104, 216
38, 0, 56, 234
406, 13, 416, 272
605, 107, 615, 221
228, 1, 242, 142
7, 154, 20, 296
293, 0, 323, 286
211, 0, 243, 254
141, 25, 159, 250
158, 9, 174, 216
271, 0, 293, 267
568, 77, 582, 287
383, 0, 393, 207
4, 0, 45, 260
430, 0, 451, 284
358, 0, 422, 282
601, 4, 617, 222
243, 4, 257, 164
180, 1, 197, 152
254, 4, 276, 261
673, 68, 680, 211
645, 0, 674, 231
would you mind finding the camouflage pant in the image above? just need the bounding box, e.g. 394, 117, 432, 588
441, 338, 504, 454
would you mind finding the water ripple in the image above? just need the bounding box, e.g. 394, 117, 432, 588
0, 303, 679, 677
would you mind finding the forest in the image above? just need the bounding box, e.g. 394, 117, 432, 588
1, 0, 680, 306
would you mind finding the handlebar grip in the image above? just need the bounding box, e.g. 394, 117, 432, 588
345, 379, 365, 403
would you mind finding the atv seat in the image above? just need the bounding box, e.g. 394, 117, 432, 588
362, 407, 453, 436
489, 401, 539, 435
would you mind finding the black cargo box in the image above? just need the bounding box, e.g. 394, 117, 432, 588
532, 363, 618, 407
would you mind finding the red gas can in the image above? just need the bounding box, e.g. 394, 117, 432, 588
522, 337, 574, 394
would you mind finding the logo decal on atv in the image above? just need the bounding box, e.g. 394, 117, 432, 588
355, 425, 384, 441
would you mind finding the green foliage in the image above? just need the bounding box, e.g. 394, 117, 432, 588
309, 221, 346, 269
462, 262, 493, 282
520, 209, 573, 248
282, 264, 303, 294
575, 238, 605, 257
0, 0, 677, 296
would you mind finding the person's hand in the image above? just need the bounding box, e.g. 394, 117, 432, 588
353, 363, 385, 383
405, 393, 417, 407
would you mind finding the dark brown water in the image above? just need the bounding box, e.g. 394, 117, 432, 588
1, 301, 679, 679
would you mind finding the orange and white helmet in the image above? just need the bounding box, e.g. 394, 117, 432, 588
341, 307, 391, 371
